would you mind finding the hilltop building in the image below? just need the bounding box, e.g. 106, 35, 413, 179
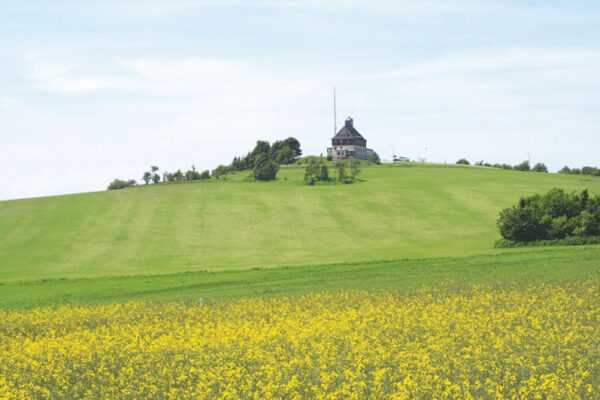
327, 117, 373, 160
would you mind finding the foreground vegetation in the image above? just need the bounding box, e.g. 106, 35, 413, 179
1, 247, 598, 309
2, 164, 599, 283
497, 188, 600, 242
2, 280, 598, 399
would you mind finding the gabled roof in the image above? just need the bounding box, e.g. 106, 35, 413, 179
332, 117, 365, 140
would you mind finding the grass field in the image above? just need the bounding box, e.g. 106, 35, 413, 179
1, 246, 599, 309
1, 163, 599, 284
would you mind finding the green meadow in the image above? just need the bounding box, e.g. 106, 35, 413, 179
1, 163, 599, 307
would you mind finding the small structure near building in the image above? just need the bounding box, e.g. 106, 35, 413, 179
327, 117, 373, 160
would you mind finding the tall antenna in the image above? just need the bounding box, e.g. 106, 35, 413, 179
333, 86, 337, 135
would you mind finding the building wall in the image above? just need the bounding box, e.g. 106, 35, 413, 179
331, 144, 370, 160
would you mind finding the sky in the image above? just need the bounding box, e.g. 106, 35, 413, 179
1, 0, 599, 200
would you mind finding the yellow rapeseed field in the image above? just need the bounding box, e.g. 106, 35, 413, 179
1, 281, 599, 399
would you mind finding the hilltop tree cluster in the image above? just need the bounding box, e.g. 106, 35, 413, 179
303, 157, 361, 185
559, 165, 600, 176
456, 159, 548, 172
108, 164, 211, 190
497, 188, 600, 242
107, 137, 302, 189
214, 137, 301, 181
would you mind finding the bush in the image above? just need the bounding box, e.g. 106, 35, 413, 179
532, 163, 548, 173
368, 152, 381, 165
513, 160, 530, 171
107, 179, 137, 190
497, 188, 600, 243
335, 160, 347, 183
456, 159, 470, 165
253, 153, 279, 181
304, 159, 329, 185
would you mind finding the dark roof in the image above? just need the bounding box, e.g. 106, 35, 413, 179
332, 117, 365, 140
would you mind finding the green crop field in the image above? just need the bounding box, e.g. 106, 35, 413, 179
1, 163, 599, 308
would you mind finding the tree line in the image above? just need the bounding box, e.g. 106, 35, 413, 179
107, 137, 302, 189
303, 156, 365, 185
456, 159, 549, 172
212, 137, 301, 181
457, 159, 600, 176
497, 188, 600, 244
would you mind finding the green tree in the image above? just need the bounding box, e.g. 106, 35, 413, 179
456, 159, 470, 165
107, 179, 136, 190
304, 158, 329, 185
253, 153, 279, 181
142, 171, 152, 185
532, 163, 548, 173
513, 160, 530, 171
368, 152, 381, 165
200, 170, 210, 179
212, 165, 230, 179
275, 145, 296, 165
335, 160, 347, 183
559, 166, 572, 174
348, 157, 361, 179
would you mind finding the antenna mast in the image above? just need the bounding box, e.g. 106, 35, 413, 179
333, 86, 337, 135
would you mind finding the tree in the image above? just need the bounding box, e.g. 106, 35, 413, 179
456, 159, 470, 165
275, 145, 296, 165
335, 160, 347, 183
151, 165, 159, 173
107, 179, 136, 190
200, 170, 210, 179
304, 159, 320, 185
326, 153, 333, 161
513, 160, 530, 171
142, 171, 152, 185
253, 153, 279, 181
368, 151, 381, 165
497, 188, 599, 242
348, 157, 361, 179
559, 166, 572, 174
248, 140, 271, 167
304, 158, 329, 185
318, 163, 329, 181
173, 170, 183, 181
532, 162, 548, 173
185, 165, 201, 180
282, 137, 302, 158
212, 165, 230, 179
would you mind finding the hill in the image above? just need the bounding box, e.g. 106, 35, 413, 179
1, 163, 599, 283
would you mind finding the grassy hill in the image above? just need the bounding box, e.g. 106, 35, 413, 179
1, 163, 599, 284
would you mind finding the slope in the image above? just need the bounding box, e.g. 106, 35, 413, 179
0, 163, 598, 282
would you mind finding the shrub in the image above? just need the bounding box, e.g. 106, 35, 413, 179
456, 159, 470, 165
335, 160, 347, 183
348, 157, 361, 179
513, 160, 530, 171
532, 163, 548, 173
253, 153, 279, 181
304, 159, 329, 185
107, 179, 137, 190
368, 152, 381, 165
497, 188, 600, 243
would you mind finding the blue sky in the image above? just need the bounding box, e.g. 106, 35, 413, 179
1, 1, 599, 200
